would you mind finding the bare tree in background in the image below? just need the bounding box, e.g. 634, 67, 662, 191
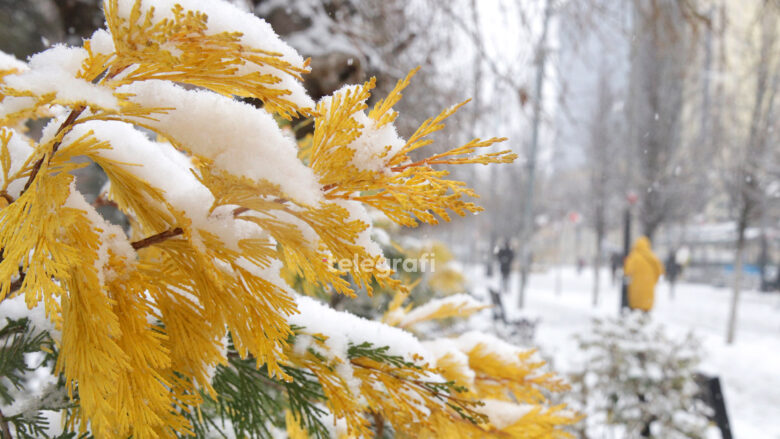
586, 70, 621, 306
629, 0, 692, 241
555, 0, 632, 307
723, 3, 779, 344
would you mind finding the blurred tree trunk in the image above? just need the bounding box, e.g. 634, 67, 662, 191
592, 223, 603, 307
588, 70, 613, 307
518, 0, 553, 308
725, 4, 778, 344
726, 215, 746, 344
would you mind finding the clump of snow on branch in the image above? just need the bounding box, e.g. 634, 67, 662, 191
3, 46, 118, 111
118, 80, 322, 206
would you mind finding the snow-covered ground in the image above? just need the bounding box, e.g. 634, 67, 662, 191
465, 265, 780, 439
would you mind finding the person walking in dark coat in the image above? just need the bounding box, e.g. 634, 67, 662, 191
665, 250, 681, 299
610, 251, 622, 285
496, 239, 515, 294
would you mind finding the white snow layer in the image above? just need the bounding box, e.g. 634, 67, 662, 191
291, 295, 434, 366
62, 120, 273, 252
318, 87, 406, 173
421, 338, 476, 385
0, 96, 37, 122
479, 399, 535, 429
116, 80, 322, 206
346, 112, 405, 173
87, 29, 115, 55
0, 50, 27, 71
0, 294, 59, 340
2, 45, 118, 111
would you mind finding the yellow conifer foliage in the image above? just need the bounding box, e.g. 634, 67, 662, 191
0, 0, 579, 437
309, 71, 516, 227
382, 295, 581, 438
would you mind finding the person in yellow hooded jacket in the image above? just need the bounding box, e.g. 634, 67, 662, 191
624, 236, 664, 311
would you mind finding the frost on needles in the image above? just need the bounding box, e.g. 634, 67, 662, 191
0, 0, 577, 438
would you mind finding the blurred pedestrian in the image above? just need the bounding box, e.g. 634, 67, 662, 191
624, 236, 664, 312
665, 250, 681, 299
495, 239, 514, 294
610, 251, 622, 285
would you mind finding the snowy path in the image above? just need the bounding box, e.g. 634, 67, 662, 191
465, 266, 780, 439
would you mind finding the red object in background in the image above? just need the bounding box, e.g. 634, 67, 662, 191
627, 191, 639, 206
568, 211, 581, 224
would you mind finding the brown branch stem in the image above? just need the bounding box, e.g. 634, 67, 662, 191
131, 227, 184, 250
0, 192, 12, 205
7, 272, 24, 296
390, 157, 461, 173
15, 63, 127, 199
21, 106, 85, 194
92, 194, 118, 210
0, 268, 25, 306
372, 411, 384, 438
0, 408, 12, 439
390, 160, 429, 173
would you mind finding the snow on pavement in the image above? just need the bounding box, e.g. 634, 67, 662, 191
465, 265, 780, 439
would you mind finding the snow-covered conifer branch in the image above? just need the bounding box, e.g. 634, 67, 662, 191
0, 0, 579, 437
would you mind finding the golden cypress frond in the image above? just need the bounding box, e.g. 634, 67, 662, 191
0, 92, 53, 127
461, 344, 569, 404
310, 79, 376, 188
0, 66, 24, 79
286, 410, 311, 439
0, 127, 35, 202
396, 296, 489, 329
433, 352, 477, 397
0, 128, 12, 179
147, 226, 296, 381
55, 204, 129, 438
479, 401, 579, 439
103, 0, 312, 119
393, 101, 470, 159
288, 335, 371, 436
309, 72, 517, 227
141, 258, 224, 397
199, 165, 405, 297
397, 136, 516, 168
196, 167, 353, 296
379, 293, 579, 438
285, 332, 489, 439
350, 356, 488, 437
368, 67, 419, 129
103, 269, 185, 439
49, 128, 175, 234
0, 172, 76, 314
